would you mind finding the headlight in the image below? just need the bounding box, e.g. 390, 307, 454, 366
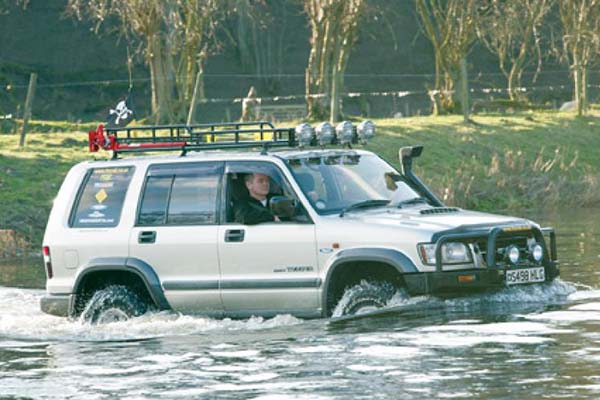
295, 123, 314, 147
418, 242, 473, 265
336, 121, 354, 145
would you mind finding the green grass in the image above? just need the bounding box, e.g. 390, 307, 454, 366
1, 110, 599, 253
369, 111, 600, 211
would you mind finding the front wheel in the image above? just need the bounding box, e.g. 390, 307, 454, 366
80, 285, 150, 324
332, 280, 397, 318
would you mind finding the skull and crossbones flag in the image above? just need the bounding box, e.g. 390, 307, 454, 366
106, 93, 135, 128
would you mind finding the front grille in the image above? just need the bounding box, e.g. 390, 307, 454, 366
474, 234, 532, 267
420, 207, 460, 215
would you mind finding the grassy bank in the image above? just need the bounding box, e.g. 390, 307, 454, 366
1, 111, 599, 254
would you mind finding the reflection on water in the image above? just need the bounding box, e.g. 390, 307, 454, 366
0, 207, 599, 399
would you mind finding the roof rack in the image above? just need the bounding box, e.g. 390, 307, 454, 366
88, 121, 296, 158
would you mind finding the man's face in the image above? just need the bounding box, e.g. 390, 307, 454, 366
246, 173, 270, 200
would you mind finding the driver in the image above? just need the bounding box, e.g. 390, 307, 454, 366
234, 173, 281, 225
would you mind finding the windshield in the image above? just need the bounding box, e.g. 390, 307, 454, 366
285, 152, 424, 214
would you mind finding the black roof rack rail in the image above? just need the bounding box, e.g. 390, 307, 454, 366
88, 121, 296, 158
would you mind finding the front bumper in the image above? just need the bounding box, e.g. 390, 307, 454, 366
407, 223, 560, 296
40, 294, 72, 317
404, 262, 559, 296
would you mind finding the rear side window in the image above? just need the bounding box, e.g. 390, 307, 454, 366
71, 167, 135, 228
137, 162, 223, 226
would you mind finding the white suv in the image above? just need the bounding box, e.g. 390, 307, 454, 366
40, 121, 559, 323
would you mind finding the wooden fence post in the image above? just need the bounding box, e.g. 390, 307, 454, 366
19, 72, 37, 147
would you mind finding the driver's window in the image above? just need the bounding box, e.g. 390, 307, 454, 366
225, 161, 309, 224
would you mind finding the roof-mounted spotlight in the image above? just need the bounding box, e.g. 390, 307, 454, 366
357, 120, 375, 144
295, 123, 315, 147
336, 121, 354, 146
315, 122, 335, 146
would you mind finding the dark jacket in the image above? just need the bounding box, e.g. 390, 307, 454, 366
234, 196, 276, 225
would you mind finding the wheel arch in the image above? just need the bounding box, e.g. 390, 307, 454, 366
70, 257, 170, 317
321, 248, 418, 317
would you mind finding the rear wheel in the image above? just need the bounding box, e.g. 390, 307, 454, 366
332, 280, 396, 317
80, 285, 150, 324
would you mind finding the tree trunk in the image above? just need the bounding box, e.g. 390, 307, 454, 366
306, 28, 324, 119
187, 61, 205, 125
330, 63, 340, 123
507, 60, 525, 102
237, 0, 253, 72
148, 34, 174, 123
582, 65, 588, 114
573, 52, 583, 116
431, 50, 443, 115
459, 56, 469, 122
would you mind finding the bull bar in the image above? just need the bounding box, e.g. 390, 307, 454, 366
433, 225, 557, 272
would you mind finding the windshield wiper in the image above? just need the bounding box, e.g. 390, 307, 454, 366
339, 199, 390, 217
397, 196, 429, 208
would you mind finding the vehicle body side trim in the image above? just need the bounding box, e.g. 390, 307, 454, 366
220, 279, 322, 290
163, 280, 220, 290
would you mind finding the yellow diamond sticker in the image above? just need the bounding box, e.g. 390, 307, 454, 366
95, 189, 108, 203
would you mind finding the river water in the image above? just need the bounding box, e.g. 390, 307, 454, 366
1, 208, 600, 399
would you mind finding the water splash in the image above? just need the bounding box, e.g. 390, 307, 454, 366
331, 279, 578, 319
0, 287, 302, 343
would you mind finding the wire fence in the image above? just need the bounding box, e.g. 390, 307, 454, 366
1, 69, 598, 124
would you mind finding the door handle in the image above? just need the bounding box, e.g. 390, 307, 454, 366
225, 229, 245, 242
138, 231, 156, 244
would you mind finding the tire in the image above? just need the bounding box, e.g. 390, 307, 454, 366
332, 280, 396, 318
80, 285, 150, 324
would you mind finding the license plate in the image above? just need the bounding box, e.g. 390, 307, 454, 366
506, 267, 545, 286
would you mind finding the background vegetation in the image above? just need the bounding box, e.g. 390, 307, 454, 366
1, 1, 600, 256
2, 1, 600, 123
1, 110, 599, 256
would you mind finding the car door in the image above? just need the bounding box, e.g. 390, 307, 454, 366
217, 160, 320, 318
129, 161, 224, 316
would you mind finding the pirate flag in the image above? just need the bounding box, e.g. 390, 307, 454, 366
106, 93, 135, 128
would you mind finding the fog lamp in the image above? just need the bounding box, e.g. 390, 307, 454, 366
336, 121, 354, 145
315, 122, 335, 146
357, 120, 375, 143
295, 123, 314, 147
507, 245, 520, 264
532, 244, 544, 262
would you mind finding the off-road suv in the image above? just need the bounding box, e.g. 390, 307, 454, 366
40, 121, 559, 323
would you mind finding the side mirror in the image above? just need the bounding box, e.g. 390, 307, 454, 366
270, 196, 296, 218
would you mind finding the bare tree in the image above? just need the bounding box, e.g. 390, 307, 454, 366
67, 0, 227, 123
0, 0, 27, 14
478, 0, 552, 102
304, 0, 367, 122
415, 0, 480, 116
68, 0, 175, 122
229, 0, 290, 95
171, 0, 226, 124
557, 0, 600, 116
